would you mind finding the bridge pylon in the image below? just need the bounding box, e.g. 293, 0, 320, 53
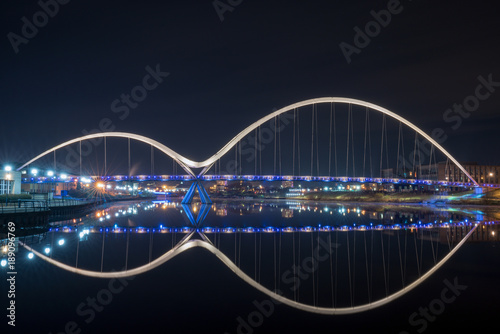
181, 179, 212, 204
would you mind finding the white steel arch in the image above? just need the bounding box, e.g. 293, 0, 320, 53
196, 97, 479, 186
16, 132, 197, 177
20, 224, 478, 315
17, 98, 479, 186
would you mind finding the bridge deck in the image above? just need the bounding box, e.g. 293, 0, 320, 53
21, 174, 499, 188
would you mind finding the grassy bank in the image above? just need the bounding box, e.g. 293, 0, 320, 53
0, 194, 32, 201
297, 189, 500, 206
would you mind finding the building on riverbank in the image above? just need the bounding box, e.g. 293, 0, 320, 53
420, 162, 500, 185
21, 182, 75, 196
0, 170, 21, 195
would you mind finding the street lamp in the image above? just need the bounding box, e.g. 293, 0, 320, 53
31, 168, 38, 176
4, 166, 12, 172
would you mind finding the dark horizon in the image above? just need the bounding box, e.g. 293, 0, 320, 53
2, 1, 499, 169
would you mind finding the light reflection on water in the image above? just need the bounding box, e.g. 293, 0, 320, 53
50, 198, 488, 230
17, 199, 498, 312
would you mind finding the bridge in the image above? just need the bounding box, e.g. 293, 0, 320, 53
15, 97, 493, 204
9, 97, 497, 315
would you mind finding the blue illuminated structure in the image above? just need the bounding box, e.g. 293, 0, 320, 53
181, 203, 212, 226
21, 174, 500, 189
181, 179, 212, 204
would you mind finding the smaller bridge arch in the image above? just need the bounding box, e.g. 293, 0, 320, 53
16, 132, 197, 177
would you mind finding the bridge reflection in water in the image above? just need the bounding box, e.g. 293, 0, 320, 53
19, 200, 496, 315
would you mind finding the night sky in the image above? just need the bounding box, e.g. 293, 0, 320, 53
1, 0, 500, 168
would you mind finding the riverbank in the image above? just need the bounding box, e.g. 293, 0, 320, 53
283, 189, 500, 206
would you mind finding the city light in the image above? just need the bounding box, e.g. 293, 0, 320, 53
1, 259, 6, 267
44, 247, 51, 254
4, 165, 12, 172
47, 170, 54, 177
79, 230, 89, 239
61, 174, 68, 180
81, 177, 91, 183
31, 168, 38, 176
2, 245, 7, 253
28, 252, 34, 259
58, 239, 65, 246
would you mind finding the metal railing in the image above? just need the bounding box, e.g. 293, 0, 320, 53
0, 201, 49, 214
45, 198, 102, 207
0, 198, 102, 214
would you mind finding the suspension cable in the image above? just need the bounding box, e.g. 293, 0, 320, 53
104, 137, 107, 176
128, 138, 131, 177
293, 109, 296, 176
346, 104, 351, 176
333, 104, 338, 176
350, 104, 356, 177
297, 109, 301, 176
311, 105, 315, 176
329, 103, 333, 176
315, 106, 320, 176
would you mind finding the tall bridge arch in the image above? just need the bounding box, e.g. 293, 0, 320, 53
195, 97, 479, 186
